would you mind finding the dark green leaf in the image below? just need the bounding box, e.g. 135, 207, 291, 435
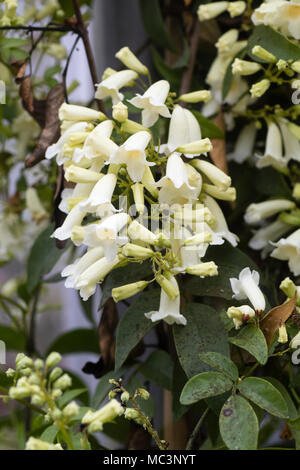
199, 352, 239, 381
39, 425, 59, 443
139, 350, 173, 390
114, 289, 160, 371
229, 324, 268, 365
57, 388, 87, 408
92, 366, 128, 408
265, 377, 298, 421
173, 303, 229, 378
247, 25, 300, 62
172, 360, 189, 421
0, 325, 25, 351
139, 0, 177, 52
180, 372, 233, 405
152, 47, 182, 90
185, 243, 259, 300
238, 377, 289, 419
46, 329, 99, 356
192, 111, 224, 139
27, 224, 65, 293
219, 395, 259, 450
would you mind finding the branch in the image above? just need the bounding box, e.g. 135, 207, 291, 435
0, 25, 74, 32
186, 408, 209, 450
179, 19, 200, 99
72, 0, 104, 112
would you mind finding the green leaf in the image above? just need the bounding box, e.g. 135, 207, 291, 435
152, 47, 182, 90
100, 261, 152, 308
139, 0, 177, 52
265, 377, 298, 421
192, 111, 224, 139
27, 224, 66, 293
184, 243, 259, 300
229, 324, 268, 365
247, 25, 300, 62
238, 377, 289, 419
39, 425, 59, 443
172, 360, 189, 421
91, 366, 128, 408
139, 350, 173, 390
219, 395, 259, 450
180, 372, 233, 405
288, 417, 300, 449
173, 303, 229, 378
0, 38, 29, 49
46, 329, 99, 356
0, 325, 25, 351
57, 388, 87, 408
199, 352, 239, 381
114, 289, 160, 371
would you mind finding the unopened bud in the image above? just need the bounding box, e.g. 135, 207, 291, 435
179, 90, 211, 103
112, 101, 128, 122
252, 46, 276, 63
45, 352, 62, 369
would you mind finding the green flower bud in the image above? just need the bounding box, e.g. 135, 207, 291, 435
137, 388, 150, 400
120, 391, 130, 402
45, 352, 62, 369
252, 46, 276, 63
49, 367, 63, 382
63, 401, 80, 419
53, 373, 72, 391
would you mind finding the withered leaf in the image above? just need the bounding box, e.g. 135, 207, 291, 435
26, 83, 64, 168
260, 295, 296, 345
15, 63, 46, 128
210, 112, 228, 174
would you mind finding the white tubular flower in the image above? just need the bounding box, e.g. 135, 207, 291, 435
26, 437, 63, 451
202, 184, 236, 202
25, 188, 48, 221
249, 220, 292, 251
156, 154, 200, 205
73, 120, 115, 164
202, 194, 239, 246
79, 174, 117, 217
128, 219, 158, 245
128, 80, 171, 127
227, 1, 246, 17
82, 399, 124, 433
290, 331, 300, 349
252, 0, 300, 40
279, 119, 300, 163
59, 103, 106, 122
76, 256, 120, 300
227, 123, 257, 164
227, 305, 255, 329
52, 205, 86, 241
230, 267, 266, 312
95, 69, 138, 104
64, 165, 103, 184
192, 159, 231, 190
109, 131, 152, 182
159, 105, 202, 158
83, 213, 130, 261
45, 122, 93, 165
271, 228, 300, 275
232, 58, 261, 76
145, 278, 187, 326
198, 1, 228, 21
244, 199, 295, 225
216, 29, 239, 54
115, 46, 148, 75
256, 122, 287, 170
59, 183, 95, 214
61, 247, 104, 289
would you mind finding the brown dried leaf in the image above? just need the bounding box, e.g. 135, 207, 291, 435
260, 295, 296, 345
25, 83, 64, 168
210, 112, 228, 173
98, 297, 118, 370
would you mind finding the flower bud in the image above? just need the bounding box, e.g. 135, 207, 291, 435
9, 386, 31, 400
6, 368, 15, 378
136, 388, 150, 400
122, 243, 153, 259
250, 79, 270, 98
131, 183, 145, 214
115, 47, 148, 75
278, 323, 288, 344
34, 359, 44, 370
25, 437, 63, 451
252, 46, 276, 63
120, 391, 130, 402
178, 90, 211, 103
53, 373, 72, 391
63, 401, 80, 419
124, 408, 140, 420
227, 305, 255, 329
49, 367, 63, 382
16, 354, 33, 371
203, 184, 236, 201
280, 277, 297, 299
45, 352, 62, 369
112, 281, 149, 303
182, 231, 212, 246
142, 166, 159, 199
177, 138, 212, 155
186, 262, 218, 277
59, 103, 106, 122
120, 119, 150, 134
293, 183, 300, 201
198, 1, 228, 21
31, 394, 45, 407
291, 61, 300, 74
1, 278, 18, 297
112, 101, 128, 122
227, 1, 246, 17
82, 399, 124, 433
155, 274, 179, 300
232, 58, 261, 76
192, 159, 231, 190
65, 165, 103, 184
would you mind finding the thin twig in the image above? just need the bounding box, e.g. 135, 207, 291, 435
186, 408, 209, 450
62, 35, 80, 103
0, 25, 74, 32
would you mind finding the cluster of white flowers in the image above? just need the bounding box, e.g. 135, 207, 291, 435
46, 47, 238, 326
